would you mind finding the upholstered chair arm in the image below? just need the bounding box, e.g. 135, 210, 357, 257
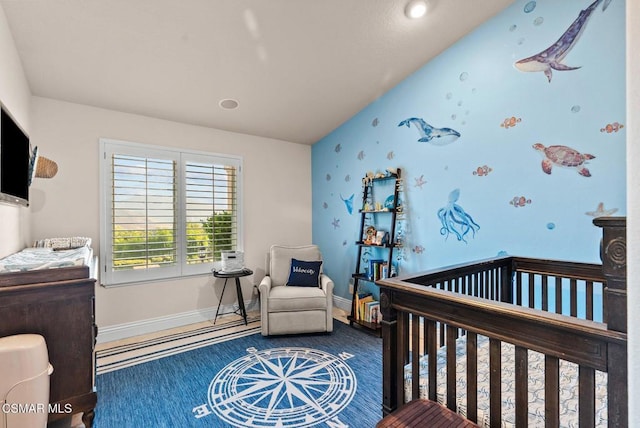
259, 275, 272, 294
320, 274, 334, 332
258, 275, 272, 336
320, 274, 333, 295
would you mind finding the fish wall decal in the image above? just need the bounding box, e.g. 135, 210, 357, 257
398, 117, 461, 145
514, 0, 611, 82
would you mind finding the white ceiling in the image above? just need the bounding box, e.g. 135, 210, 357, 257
1, 0, 513, 145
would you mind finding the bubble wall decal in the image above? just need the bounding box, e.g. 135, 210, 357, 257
524, 1, 536, 13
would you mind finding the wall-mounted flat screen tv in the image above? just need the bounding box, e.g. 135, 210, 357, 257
0, 103, 30, 207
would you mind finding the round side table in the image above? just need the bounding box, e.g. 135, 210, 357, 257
212, 268, 253, 325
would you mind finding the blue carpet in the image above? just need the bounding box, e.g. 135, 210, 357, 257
94, 321, 383, 427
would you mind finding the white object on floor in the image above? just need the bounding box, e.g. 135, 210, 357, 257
0, 334, 53, 428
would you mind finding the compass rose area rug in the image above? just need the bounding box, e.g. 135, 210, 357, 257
94, 321, 383, 428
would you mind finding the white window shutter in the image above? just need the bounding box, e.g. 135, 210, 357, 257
182, 154, 240, 275
100, 139, 242, 286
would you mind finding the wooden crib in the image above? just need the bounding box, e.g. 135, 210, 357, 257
375, 217, 627, 427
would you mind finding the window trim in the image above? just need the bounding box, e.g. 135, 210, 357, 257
99, 138, 243, 287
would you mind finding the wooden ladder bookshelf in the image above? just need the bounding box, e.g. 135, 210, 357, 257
348, 168, 403, 335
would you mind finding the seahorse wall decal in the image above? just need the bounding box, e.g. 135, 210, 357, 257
514, 0, 612, 82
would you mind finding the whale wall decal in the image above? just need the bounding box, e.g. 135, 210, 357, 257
398, 117, 461, 145
514, 0, 611, 82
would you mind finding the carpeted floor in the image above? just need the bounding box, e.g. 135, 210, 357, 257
94, 320, 383, 427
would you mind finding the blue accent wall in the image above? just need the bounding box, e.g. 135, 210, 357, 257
312, 0, 626, 301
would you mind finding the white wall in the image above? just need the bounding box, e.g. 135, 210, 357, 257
29, 96, 312, 336
627, 0, 639, 423
0, 4, 32, 257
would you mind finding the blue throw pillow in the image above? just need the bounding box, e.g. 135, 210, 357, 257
286, 259, 322, 287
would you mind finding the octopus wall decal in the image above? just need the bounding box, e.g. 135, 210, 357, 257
437, 189, 480, 243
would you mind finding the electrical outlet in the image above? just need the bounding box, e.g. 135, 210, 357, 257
348, 283, 354, 294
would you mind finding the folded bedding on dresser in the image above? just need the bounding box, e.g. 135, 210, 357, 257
404, 333, 608, 427
0, 246, 93, 272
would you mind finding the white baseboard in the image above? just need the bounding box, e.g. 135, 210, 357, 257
333, 295, 352, 313
99, 292, 343, 344
97, 302, 251, 344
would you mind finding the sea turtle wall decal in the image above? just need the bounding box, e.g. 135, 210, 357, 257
532, 143, 595, 177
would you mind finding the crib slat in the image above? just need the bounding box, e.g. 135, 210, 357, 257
422, 315, 431, 356
484, 269, 490, 299
528, 274, 535, 308
570, 278, 578, 317
490, 269, 500, 300
403, 314, 410, 364
473, 272, 479, 297
515, 346, 528, 426
579, 366, 595, 427
555, 277, 562, 315
465, 275, 470, 296
463, 274, 468, 295
467, 332, 478, 424
586, 280, 594, 320
397, 312, 409, 404
516, 272, 523, 306
545, 355, 560, 428
469, 272, 474, 297
489, 338, 501, 428
426, 320, 437, 402
478, 270, 495, 300
501, 265, 512, 303
541, 275, 549, 311
411, 314, 420, 401
446, 325, 457, 412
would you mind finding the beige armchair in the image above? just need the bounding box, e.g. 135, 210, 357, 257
258, 245, 334, 336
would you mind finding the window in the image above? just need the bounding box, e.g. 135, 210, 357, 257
100, 139, 242, 286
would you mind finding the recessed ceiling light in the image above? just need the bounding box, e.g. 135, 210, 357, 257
405, 0, 428, 19
219, 98, 239, 110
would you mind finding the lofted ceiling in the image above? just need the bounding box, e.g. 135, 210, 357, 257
1, 0, 513, 145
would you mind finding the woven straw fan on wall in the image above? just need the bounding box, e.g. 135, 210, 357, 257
36, 156, 58, 178
29, 146, 58, 183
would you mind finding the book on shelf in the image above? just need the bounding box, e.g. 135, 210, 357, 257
370, 302, 382, 324
381, 262, 389, 279
374, 230, 389, 246
368, 259, 382, 280
352, 291, 382, 324
354, 292, 372, 321
368, 259, 390, 281
358, 294, 374, 320
360, 300, 381, 324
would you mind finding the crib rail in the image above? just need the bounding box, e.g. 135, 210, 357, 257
511, 258, 606, 321
404, 256, 606, 322
377, 217, 627, 427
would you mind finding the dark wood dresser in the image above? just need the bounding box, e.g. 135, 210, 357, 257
0, 264, 97, 427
